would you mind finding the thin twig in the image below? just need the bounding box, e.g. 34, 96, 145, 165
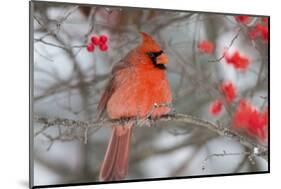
208, 28, 242, 63
202, 150, 253, 170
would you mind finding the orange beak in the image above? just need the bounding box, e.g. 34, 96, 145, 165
156, 53, 168, 65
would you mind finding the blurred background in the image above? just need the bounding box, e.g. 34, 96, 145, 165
31, 1, 268, 186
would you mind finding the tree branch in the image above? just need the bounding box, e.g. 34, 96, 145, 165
33, 113, 268, 161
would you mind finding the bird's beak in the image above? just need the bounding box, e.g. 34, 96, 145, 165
156, 53, 168, 65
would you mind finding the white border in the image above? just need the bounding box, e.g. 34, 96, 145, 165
1, 0, 278, 189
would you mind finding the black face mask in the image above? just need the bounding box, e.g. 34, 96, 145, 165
146, 50, 166, 69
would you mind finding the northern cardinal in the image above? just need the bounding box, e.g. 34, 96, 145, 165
97, 32, 172, 181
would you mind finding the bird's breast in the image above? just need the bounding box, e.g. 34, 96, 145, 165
107, 67, 172, 119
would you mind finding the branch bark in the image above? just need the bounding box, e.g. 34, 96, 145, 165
33, 113, 268, 161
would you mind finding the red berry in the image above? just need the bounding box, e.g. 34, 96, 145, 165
249, 29, 257, 40
235, 16, 251, 25
91, 36, 100, 45
197, 40, 215, 54
262, 17, 268, 24
87, 43, 95, 52
99, 35, 108, 44
210, 100, 223, 116
99, 43, 108, 52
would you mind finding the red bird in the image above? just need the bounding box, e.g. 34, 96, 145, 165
97, 32, 172, 181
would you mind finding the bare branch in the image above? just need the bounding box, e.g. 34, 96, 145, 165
33, 113, 268, 161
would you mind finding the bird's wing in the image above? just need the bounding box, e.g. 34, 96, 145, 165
96, 59, 130, 120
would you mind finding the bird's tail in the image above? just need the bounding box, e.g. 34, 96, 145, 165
99, 125, 133, 181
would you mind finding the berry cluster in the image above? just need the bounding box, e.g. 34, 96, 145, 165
87, 34, 108, 52
233, 100, 268, 141
235, 15, 268, 43
206, 15, 268, 142
210, 81, 237, 116
249, 18, 268, 43
224, 50, 251, 71
209, 82, 268, 142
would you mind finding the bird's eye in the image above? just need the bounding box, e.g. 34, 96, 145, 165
147, 52, 155, 59
147, 50, 163, 59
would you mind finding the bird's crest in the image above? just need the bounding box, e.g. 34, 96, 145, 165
139, 32, 163, 53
